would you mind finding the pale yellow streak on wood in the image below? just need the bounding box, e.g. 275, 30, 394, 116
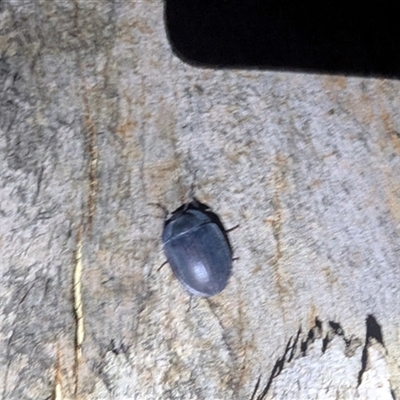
54, 382, 62, 400
53, 342, 63, 400
74, 236, 84, 363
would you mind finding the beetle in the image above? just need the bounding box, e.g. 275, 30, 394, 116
162, 199, 233, 297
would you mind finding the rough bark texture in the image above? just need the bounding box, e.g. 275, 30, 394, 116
1, 2, 400, 399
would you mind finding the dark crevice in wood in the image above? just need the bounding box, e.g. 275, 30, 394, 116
253, 334, 296, 400
357, 314, 385, 386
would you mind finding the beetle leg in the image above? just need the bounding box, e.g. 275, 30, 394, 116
226, 224, 240, 233
157, 260, 168, 272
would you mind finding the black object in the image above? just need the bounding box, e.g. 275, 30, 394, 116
165, 0, 400, 78
162, 199, 232, 297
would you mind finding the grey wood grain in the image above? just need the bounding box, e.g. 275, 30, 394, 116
1, 2, 399, 399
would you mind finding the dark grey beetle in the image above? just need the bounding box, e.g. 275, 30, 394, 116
162, 199, 232, 297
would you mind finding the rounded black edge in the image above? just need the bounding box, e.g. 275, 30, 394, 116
163, 1, 400, 79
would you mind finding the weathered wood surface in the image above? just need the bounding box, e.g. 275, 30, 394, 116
1, 2, 400, 399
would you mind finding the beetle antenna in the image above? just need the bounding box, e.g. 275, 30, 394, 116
191, 196, 200, 207
187, 295, 193, 312
188, 167, 199, 200
148, 202, 169, 219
